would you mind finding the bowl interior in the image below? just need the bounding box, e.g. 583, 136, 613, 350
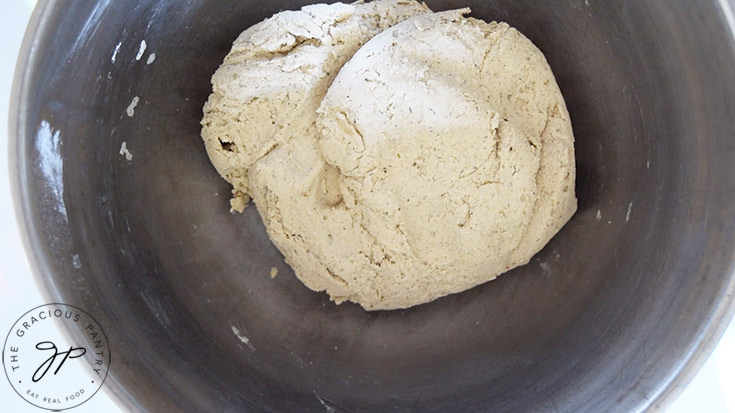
13, 0, 735, 411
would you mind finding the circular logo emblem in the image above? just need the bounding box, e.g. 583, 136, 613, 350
2, 303, 111, 410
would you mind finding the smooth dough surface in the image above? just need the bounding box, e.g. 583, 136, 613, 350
201, 2, 576, 310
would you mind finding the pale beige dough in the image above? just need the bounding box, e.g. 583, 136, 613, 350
201, 0, 430, 212
201, 2, 576, 310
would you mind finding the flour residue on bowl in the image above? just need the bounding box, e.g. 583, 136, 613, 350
111, 41, 122, 63
119, 141, 133, 161
539, 261, 551, 275
313, 392, 336, 413
36, 120, 67, 220
72, 254, 82, 269
126, 96, 139, 117
135, 39, 147, 61
231, 326, 255, 351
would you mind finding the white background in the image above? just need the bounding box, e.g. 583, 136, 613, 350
1, 1, 734, 412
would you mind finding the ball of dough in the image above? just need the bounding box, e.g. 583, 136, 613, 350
201, 0, 430, 212
201, 3, 576, 311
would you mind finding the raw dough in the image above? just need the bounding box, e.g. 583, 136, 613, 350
201, 2, 576, 310
202, 0, 430, 212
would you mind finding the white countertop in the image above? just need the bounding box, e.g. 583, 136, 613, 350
1, 1, 733, 412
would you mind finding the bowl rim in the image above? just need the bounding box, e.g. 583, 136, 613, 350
8, 2, 138, 412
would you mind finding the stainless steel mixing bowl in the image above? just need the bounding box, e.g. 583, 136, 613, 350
10, 0, 735, 411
